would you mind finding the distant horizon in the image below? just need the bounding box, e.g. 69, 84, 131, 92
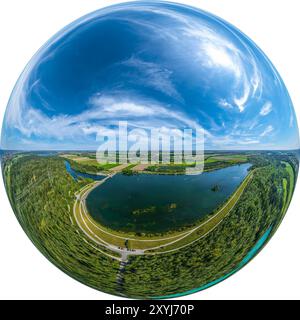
1, 148, 300, 152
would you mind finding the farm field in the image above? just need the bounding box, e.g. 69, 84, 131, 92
61, 152, 250, 175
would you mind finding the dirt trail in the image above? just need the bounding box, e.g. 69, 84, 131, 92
132, 164, 151, 171
116, 255, 130, 295
109, 163, 131, 173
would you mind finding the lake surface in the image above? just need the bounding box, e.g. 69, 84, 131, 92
86, 163, 251, 234
65, 161, 105, 181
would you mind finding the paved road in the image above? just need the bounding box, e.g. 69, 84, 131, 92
74, 176, 145, 262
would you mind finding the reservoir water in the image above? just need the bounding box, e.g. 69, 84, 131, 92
85, 163, 251, 234
65, 161, 106, 181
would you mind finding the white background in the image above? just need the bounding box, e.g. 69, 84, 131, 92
0, 0, 299, 300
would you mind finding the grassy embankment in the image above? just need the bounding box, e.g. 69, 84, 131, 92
145, 171, 253, 253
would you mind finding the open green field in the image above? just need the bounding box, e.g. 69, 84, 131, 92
209, 154, 248, 162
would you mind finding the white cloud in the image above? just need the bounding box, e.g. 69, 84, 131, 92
5, 88, 210, 145
233, 77, 251, 112
182, 19, 261, 112
198, 39, 241, 79
249, 120, 258, 131
241, 139, 260, 145
218, 99, 233, 109
91, 94, 212, 137
260, 125, 274, 137
183, 16, 261, 113
203, 43, 240, 77
208, 134, 260, 148
121, 57, 182, 101
260, 102, 272, 116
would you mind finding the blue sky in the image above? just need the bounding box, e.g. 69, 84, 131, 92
1, 1, 299, 151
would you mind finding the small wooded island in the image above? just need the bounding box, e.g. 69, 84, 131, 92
211, 184, 221, 192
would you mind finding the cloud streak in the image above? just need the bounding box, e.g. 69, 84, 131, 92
260, 102, 272, 116
260, 125, 274, 137
121, 56, 182, 101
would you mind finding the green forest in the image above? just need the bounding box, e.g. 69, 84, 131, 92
3, 155, 120, 296
1, 150, 298, 298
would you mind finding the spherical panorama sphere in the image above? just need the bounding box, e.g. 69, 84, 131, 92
1, 1, 299, 299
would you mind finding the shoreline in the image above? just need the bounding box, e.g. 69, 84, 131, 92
72, 169, 254, 257
75, 163, 252, 240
